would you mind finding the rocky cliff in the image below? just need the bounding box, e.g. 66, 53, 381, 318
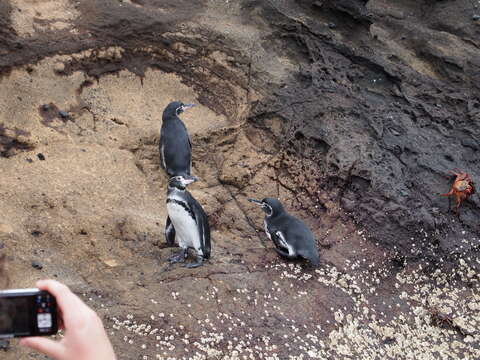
1, 0, 479, 359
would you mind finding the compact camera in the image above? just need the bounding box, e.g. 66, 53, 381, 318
0, 289, 58, 338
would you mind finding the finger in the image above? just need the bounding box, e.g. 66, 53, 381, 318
20, 337, 65, 359
36, 280, 88, 325
58, 307, 65, 330
55, 304, 65, 330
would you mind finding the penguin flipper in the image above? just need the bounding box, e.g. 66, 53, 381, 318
187, 133, 192, 176
190, 196, 211, 259
274, 247, 296, 259
196, 213, 211, 259
165, 216, 176, 247
269, 229, 282, 249
273, 231, 293, 253
201, 213, 211, 259
159, 128, 166, 170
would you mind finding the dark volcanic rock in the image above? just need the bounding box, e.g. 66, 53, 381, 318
247, 0, 480, 258
31, 260, 43, 270
58, 110, 69, 119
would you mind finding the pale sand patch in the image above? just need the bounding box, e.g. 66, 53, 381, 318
10, 0, 79, 36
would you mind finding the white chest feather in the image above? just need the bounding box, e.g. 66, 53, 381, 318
263, 219, 271, 240
167, 201, 202, 253
161, 145, 166, 169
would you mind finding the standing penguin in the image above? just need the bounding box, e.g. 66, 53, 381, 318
166, 175, 211, 268
248, 198, 320, 266
159, 101, 196, 177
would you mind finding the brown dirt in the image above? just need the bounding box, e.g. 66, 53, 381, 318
1, 0, 479, 359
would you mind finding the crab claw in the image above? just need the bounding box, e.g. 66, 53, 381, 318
450, 168, 463, 176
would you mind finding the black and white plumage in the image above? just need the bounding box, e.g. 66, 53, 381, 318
165, 175, 211, 268
159, 101, 196, 177
248, 198, 320, 266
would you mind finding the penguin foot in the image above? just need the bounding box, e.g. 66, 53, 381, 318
168, 250, 187, 263
185, 257, 204, 269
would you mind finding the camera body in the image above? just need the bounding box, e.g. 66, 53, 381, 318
0, 288, 58, 338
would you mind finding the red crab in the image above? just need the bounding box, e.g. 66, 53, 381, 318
440, 169, 475, 212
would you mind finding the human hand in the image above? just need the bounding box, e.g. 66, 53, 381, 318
20, 279, 116, 360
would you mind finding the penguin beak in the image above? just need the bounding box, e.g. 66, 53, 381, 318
181, 104, 196, 111
248, 198, 263, 205
183, 175, 198, 185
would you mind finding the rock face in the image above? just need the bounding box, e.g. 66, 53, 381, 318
250, 0, 480, 256
0, 1, 479, 359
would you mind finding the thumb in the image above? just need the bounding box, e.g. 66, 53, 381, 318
20, 337, 65, 359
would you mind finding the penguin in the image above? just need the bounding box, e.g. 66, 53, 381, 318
165, 175, 211, 268
248, 198, 320, 266
159, 101, 196, 177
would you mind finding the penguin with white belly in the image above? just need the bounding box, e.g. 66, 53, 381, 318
165, 175, 211, 268
248, 198, 320, 267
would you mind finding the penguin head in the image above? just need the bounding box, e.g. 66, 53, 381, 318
163, 101, 196, 119
248, 197, 284, 217
168, 175, 198, 190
